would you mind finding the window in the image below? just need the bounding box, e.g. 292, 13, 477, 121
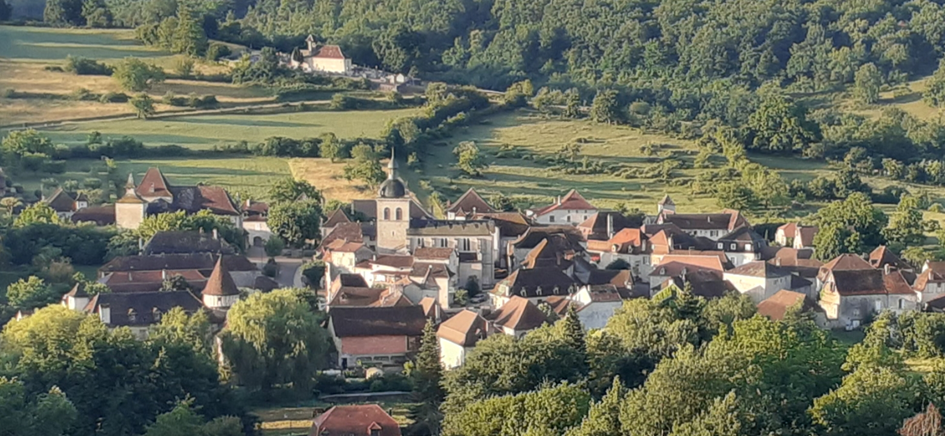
549, 216, 555, 223
439, 238, 447, 248
460, 238, 471, 251
566, 215, 571, 222
127, 309, 137, 322
396, 208, 403, 220
383, 207, 390, 220
899, 299, 904, 309
730, 243, 736, 250
744, 244, 752, 251
717, 243, 723, 249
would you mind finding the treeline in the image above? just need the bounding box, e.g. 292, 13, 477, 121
432, 288, 945, 436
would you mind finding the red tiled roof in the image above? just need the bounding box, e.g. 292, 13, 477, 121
531, 190, 597, 216
447, 188, 496, 215
311, 44, 346, 60
486, 296, 548, 332
135, 167, 172, 198
203, 258, 240, 296
757, 290, 814, 320
311, 405, 401, 436
796, 226, 818, 247
71, 205, 116, 226
777, 222, 797, 237
437, 310, 488, 347
323, 209, 351, 228
819, 253, 872, 282
587, 228, 648, 254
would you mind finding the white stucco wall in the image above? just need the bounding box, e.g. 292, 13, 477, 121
439, 338, 468, 369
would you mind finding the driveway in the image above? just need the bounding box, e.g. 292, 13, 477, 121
245, 247, 305, 288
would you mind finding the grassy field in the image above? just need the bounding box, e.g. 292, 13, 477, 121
11, 156, 291, 201
0, 25, 284, 125
397, 111, 796, 212
34, 108, 420, 148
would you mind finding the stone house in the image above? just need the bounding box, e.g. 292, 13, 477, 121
527, 190, 598, 226
656, 209, 749, 241
483, 296, 548, 338
714, 226, 767, 267
327, 305, 427, 368
586, 228, 652, 280
818, 267, 917, 329
914, 261, 945, 304
44, 188, 88, 220
491, 267, 577, 308
445, 188, 496, 220
242, 200, 271, 247
115, 168, 242, 230
723, 261, 811, 303
437, 309, 488, 369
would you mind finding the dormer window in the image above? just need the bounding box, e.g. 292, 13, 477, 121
730, 243, 736, 250
127, 309, 137, 322
152, 308, 162, 322
717, 243, 723, 249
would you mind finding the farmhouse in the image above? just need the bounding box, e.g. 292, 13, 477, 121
310, 404, 401, 436
44, 188, 88, 220
527, 189, 598, 226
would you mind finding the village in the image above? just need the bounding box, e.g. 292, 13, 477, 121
11, 147, 945, 434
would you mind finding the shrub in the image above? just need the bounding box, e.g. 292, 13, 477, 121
40, 178, 59, 190
99, 92, 129, 103
931, 203, 945, 213
188, 94, 218, 109
162, 91, 188, 107
262, 259, 278, 277
2, 88, 14, 98
206, 43, 231, 61
64, 56, 112, 75
329, 93, 354, 110
83, 178, 103, 190
71, 88, 97, 101
264, 236, 285, 257
300, 260, 326, 289
41, 160, 67, 174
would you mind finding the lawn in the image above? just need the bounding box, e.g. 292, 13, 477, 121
289, 158, 373, 202
34, 108, 421, 149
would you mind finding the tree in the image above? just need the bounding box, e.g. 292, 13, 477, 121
747, 91, 819, 153
81, 0, 111, 27
13, 203, 60, 227
669, 391, 749, 436
161, 274, 192, 292
267, 200, 322, 248
564, 88, 582, 118
143, 401, 243, 436
113, 58, 165, 92
565, 377, 623, 436
504, 80, 534, 107
590, 90, 620, 124
320, 133, 344, 162
927, 59, 945, 108
267, 178, 321, 204
0, 0, 11, 21
43, 0, 82, 25
148, 307, 213, 355
300, 260, 325, 289
854, 63, 883, 104
409, 319, 444, 435
0, 377, 77, 436
605, 259, 631, 270
812, 193, 888, 259
560, 304, 586, 355
264, 236, 284, 258
5, 276, 56, 310
220, 290, 332, 393
2, 129, 53, 162
130, 94, 156, 119
453, 141, 488, 176
442, 382, 591, 436
171, 5, 208, 56
1, 306, 239, 435
343, 144, 385, 188
810, 366, 918, 436
884, 195, 930, 248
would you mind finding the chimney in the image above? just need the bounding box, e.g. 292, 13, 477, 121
606, 213, 614, 239
776, 257, 781, 266
472, 206, 477, 215
212, 228, 219, 240
557, 196, 562, 205
128, 272, 133, 281
162, 269, 167, 280
884, 263, 891, 275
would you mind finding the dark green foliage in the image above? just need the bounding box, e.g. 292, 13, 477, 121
300, 260, 326, 289
64, 56, 112, 75
4, 223, 116, 266
267, 200, 322, 247
408, 320, 444, 435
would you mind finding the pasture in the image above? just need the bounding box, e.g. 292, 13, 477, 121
12, 156, 291, 201
34, 107, 420, 148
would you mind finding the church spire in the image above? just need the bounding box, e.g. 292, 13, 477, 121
387, 148, 398, 180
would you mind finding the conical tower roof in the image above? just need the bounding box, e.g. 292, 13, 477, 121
203, 257, 240, 296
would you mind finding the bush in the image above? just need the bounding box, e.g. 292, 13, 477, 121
41, 160, 67, 174
99, 92, 129, 103
262, 259, 278, 277
64, 56, 112, 75
188, 94, 218, 109
301, 260, 326, 289
162, 91, 188, 107
206, 43, 231, 61
264, 236, 285, 257
83, 178, 103, 190
70, 88, 97, 101
932, 203, 945, 213
329, 93, 354, 110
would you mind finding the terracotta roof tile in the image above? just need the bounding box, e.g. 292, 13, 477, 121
311, 404, 401, 436
329, 306, 426, 337
486, 296, 548, 332
446, 189, 496, 215
323, 209, 352, 228
437, 310, 488, 346
757, 290, 815, 320
531, 189, 597, 216
135, 167, 172, 198
202, 258, 240, 296
71, 205, 116, 225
